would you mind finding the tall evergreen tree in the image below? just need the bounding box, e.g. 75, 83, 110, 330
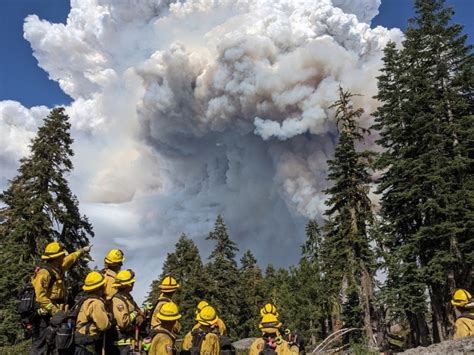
372, 41, 431, 347
322, 87, 382, 348
263, 265, 295, 332
0, 107, 93, 345
293, 220, 327, 345
373, 0, 473, 343
236, 250, 265, 338
146, 233, 209, 332
206, 215, 240, 339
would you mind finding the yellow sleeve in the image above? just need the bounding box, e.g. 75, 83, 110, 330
453, 318, 470, 340
112, 297, 132, 330
212, 334, 220, 354
218, 318, 227, 336
288, 343, 300, 355
32, 269, 58, 314
182, 332, 192, 351
249, 339, 263, 355
90, 300, 111, 332
61, 251, 82, 271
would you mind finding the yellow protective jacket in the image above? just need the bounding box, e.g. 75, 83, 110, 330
151, 294, 181, 334
192, 317, 227, 336
111, 291, 143, 337
149, 326, 176, 355
182, 327, 221, 355
453, 312, 474, 340
249, 338, 298, 355
76, 296, 111, 338
31, 251, 82, 314
103, 268, 118, 301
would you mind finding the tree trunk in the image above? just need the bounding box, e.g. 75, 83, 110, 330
406, 311, 430, 348
359, 265, 377, 349
429, 284, 450, 342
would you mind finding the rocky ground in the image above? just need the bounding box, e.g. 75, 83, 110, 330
233, 336, 474, 354
400, 336, 474, 355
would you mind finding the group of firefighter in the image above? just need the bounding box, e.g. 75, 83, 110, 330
29, 242, 474, 355
29, 243, 303, 354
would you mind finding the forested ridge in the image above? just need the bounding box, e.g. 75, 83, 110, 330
0, 0, 472, 352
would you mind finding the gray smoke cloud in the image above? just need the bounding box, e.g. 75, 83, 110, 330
0, 0, 402, 301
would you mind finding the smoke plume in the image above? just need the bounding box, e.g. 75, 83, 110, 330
0, 0, 402, 300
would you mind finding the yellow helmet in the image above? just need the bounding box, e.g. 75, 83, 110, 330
451, 289, 472, 307
196, 305, 219, 326
83, 271, 106, 292
195, 300, 209, 315
259, 314, 282, 333
156, 302, 182, 321
41, 242, 66, 260
113, 269, 136, 288
260, 303, 279, 317
104, 249, 125, 265
159, 276, 180, 292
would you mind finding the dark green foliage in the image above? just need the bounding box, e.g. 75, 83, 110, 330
262, 265, 295, 330
322, 87, 380, 348
373, 0, 473, 343
290, 220, 327, 346
0, 107, 93, 346
206, 215, 241, 339
236, 250, 265, 338
147, 233, 209, 332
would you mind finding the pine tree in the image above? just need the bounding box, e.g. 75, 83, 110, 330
146, 233, 209, 332
293, 220, 327, 345
236, 250, 265, 338
263, 265, 295, 332
372, 41, 431, 347
206, 215, 240, 339
373, 0, 473, 343
322, 87, 382, 348
0, 107, 93, 345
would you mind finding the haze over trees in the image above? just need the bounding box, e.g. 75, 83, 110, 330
0, 0, 471, 352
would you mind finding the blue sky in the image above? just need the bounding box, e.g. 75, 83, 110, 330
0, 0, 473, 109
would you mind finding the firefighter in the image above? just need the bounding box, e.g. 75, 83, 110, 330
111, 269, 144, 354
148, 302, 181, 355
192, 300, 227, 336
183, 305, 221, 354
150, 276, 181, 334
451, 288, 474, 339
103, 249, 125, 301
249, 314, 298, 355
30, 242, 91, 355
74, 271, 111, 355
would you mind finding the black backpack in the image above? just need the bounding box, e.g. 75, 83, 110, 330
49, 295, 101, 351
189, 329, 207, 354
17, 265, 56, 334
259, 337, 278, 355
219, 335, 236, 355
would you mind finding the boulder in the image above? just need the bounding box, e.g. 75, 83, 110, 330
233, 337, 257, 350
400, 336, 474, 354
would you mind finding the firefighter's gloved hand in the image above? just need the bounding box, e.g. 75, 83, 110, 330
81, 245, 92, 253
37, 308, 49, 316
142, 337, 152, 351
135, 314, 144, 326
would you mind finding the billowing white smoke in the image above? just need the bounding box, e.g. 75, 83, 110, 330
0, 0, 402, 300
